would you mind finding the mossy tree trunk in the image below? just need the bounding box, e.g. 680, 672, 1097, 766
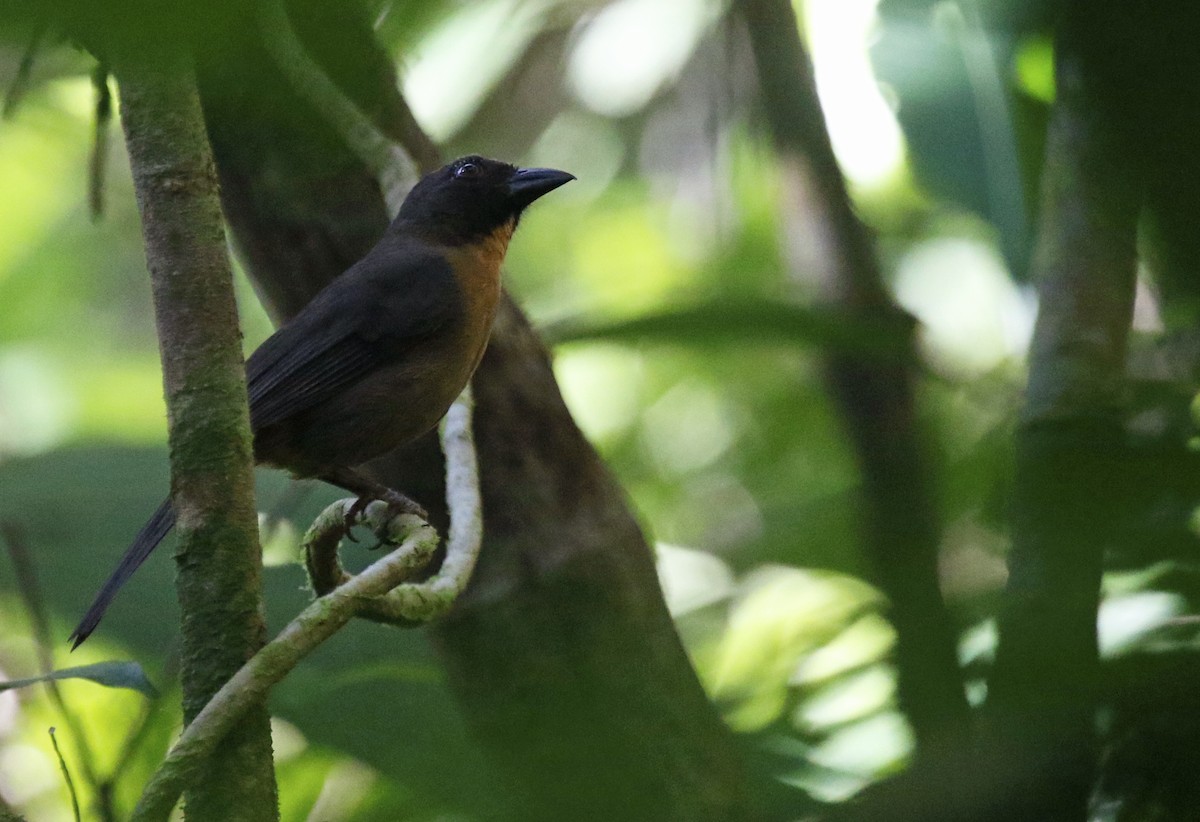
114, 32, 277, 822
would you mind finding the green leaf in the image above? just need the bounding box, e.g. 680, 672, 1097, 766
0, 661, 158, 697
541, 298, 916, 360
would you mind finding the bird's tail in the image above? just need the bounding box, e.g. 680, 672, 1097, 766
70, 498, 175, 649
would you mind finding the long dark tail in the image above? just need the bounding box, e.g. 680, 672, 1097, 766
70, 498, 175, 649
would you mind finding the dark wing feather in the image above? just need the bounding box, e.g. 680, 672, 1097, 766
245, 242, 460, 432
247, 330, 379, 430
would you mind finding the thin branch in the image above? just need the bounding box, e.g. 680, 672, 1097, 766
130, 508, 439, 822
48, 728, 82, 822
134, 388, 481, 819
306, 389, 484, 623
425, 390, 484, 600
303, 502, 438, 598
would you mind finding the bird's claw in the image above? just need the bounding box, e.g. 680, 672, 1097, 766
371, 493, 427, 547
344, 492, 427, 548
342, 497, 371, 541
382, 491, 428, 522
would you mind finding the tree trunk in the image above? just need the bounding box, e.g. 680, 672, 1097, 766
988, 4, 1143, 820
115, 36, 277, 822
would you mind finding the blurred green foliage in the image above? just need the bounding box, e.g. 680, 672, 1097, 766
0, 0, 1194, 819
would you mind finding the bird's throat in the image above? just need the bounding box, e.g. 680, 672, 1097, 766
446, 219, 514, 287
443, 219, 510, 354
478, 218, 516, 274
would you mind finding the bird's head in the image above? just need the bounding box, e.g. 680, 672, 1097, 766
395, 156, 575, 245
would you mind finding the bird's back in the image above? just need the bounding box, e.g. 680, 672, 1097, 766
248, 231, 499, 476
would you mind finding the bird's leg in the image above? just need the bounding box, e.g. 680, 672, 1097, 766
319, 466, 428, 544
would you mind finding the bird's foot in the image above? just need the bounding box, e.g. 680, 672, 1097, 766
342, 498, 367, 542
379, 489, 428, 522
370, 492, 428, 548
344, 491, 427, 548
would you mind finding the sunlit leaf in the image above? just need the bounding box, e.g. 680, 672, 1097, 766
791, 613, 897, 686
708, 566, 884, 732
1099, 592, 1187, 657
792, 665, 896, 732
806, 711, 913, 778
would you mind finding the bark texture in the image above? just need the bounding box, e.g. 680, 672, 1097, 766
195, 1, 744, 818
115, 39, 276, 822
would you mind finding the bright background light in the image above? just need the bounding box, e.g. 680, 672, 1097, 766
802, 0, 906, 188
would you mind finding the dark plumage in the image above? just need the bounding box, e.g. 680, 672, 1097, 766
70, 156, 573, 648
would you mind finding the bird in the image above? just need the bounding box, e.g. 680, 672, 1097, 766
70, 155, 574, 648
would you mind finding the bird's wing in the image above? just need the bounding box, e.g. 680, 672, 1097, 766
246, 245, 460, 431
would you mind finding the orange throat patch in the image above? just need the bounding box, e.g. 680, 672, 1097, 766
479, 219, 516, 273
448, 219, 513, 288
444, 218, 512, 339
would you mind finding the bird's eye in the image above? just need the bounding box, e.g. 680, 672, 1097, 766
454, 162, 481, 179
